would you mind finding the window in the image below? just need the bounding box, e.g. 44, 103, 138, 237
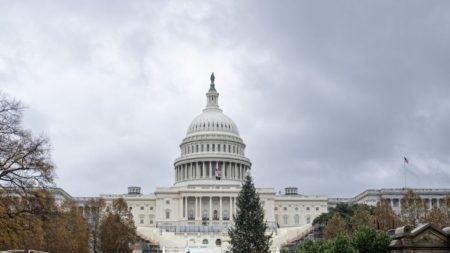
189, 210, 194, 219
295, 207, 298, 211
316, 207, 319, 211
213, 200, 218, 205
140, 215, 144, 224
215, 239, 222, 246
307, 217, 311, 224
150, 206, 153, 210
283, 207, 287, 211
203, 239, 209, 244
203, 210, 208, 218
274, 207, 278, 211
166, 211, 170, 219
218, 144, 221, 152
223, 210, 229, 219
306, 207, 310, 211
189, 200, 194, 205
283, 215, 288, 225
212, 144, 215, 151
294, 214, 299, 225
166, 200, 170, 204
149, 216, 154, 224
140, 206, 144, 210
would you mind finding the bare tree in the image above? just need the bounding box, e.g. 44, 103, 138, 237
400, 189, 428, 228
0, 91, 55, 202
85, 197, 107, 253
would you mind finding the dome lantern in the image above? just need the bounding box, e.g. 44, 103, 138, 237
206, 72, 220, 110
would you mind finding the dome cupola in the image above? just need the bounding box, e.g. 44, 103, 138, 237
173, 73, 252, 186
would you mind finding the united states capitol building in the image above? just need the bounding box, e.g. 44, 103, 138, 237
65, 74, 450, 253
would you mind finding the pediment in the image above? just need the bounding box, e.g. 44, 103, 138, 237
413, 230, 449, 244
411, 224, 450, 247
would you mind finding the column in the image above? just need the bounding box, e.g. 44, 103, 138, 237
209, 162, 212, 178
197, 162, 200, 179
230, 197, 235, 217
195, 196, 198, 219
230, 196, 232, 218
185, 196, 188, 219
239, 164, 242, 180
209, 196, 212, 220
182, 197, 185, 218
203, 162, 206, 178
220, 197, 223, 220
231, 196, 234, 216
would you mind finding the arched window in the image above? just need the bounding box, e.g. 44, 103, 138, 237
283, 215, 288, 225
203, 239, 208, 244
149, 215, 154, 224
228, 145, 231, 153
203, 210, 208, 219
207, 144, 209, 152
294, 214, 300, 225
213, 210, 218, 219
215, 239, 222, 246
139, 215, 145, 224
201, 144, 204, 152
218, 144, 221, 152
212, 144, 215, 152
306, 216, 311, 224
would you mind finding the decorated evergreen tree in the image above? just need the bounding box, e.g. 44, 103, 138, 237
228, 174, 272, 253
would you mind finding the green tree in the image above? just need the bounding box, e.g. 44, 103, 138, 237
352, 225, 390, 253
350, 205, 373, 232
295, 239, 331, 253
400, 189, 428, 227
331, 233, 355, 253
99, 198, 136, 253
324, 213, 348, 240
228, 175, 272, 253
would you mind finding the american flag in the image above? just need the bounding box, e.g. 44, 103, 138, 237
215, 168, 221, 180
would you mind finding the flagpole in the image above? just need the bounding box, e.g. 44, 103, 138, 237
404, 159, 406, 189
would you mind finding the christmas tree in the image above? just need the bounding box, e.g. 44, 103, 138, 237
228, 174, 272, 253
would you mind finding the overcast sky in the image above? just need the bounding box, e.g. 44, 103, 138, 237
1, 1, 450, 198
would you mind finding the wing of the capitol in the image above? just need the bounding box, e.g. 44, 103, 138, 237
62, 74, 450, 253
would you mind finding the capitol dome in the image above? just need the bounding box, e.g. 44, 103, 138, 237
173, 73, 251, 186
187, 110, 240, 136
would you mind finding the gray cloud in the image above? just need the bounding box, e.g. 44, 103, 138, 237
1, 1, 450, 198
